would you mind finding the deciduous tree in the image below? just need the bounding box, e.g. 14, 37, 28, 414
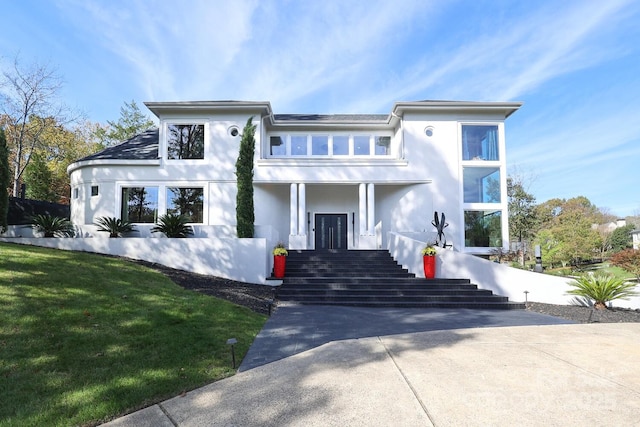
610, 249, 640, 281
535, 196, 602, 266
507, 176, 537, 265
0, 56, 77, 197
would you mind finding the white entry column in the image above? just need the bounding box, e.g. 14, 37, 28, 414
358, 183, 377, 249
289, 183, 308, 250
367, 183, 375, 234
289, 183, 297, 236
359, 183, 367, 236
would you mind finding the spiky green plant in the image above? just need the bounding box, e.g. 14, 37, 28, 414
30, 214, 75, 237
567, 274, 639, 310
94, 216, 136, 237
151, 213, 193, 238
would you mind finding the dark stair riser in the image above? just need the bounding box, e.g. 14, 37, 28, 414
276, 250, 523, 309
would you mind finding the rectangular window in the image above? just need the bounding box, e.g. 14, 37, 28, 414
167, 124, 205, 159
332, 136, 349, 156
270, 136, 286, 156
121, 187, 158, 223
463, 168, 501, 203
73, 188, 79, 199
462, 125, 499, 161
375, 136, 391, 156
353, 136, 370, 155
311, 135, 328, 156
464, 210, 502, 247
291, 136, 307, 156
91, 186, 99, 197
166, 187, 204, 223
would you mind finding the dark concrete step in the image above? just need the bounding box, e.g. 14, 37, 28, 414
277, 300, 525, 310
281, 278, 473, 286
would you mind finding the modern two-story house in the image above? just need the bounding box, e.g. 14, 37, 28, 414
67, 100, 521, 255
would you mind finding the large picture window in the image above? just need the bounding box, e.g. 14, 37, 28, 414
463, 168, 501, 203
121, 187, 158, 223
464, 211, 502, 247
167, 124, 204, 159
462, 125, 499, 161
166, 187, 204, 223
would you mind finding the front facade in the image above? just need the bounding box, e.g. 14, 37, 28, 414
68, 100, 521, 254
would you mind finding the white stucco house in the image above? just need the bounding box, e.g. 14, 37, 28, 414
67, 100, 521, 255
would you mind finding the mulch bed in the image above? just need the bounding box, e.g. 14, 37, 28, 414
134, 260, 277, 315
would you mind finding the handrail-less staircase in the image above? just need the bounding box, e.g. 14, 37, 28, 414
275, 250, 524, 309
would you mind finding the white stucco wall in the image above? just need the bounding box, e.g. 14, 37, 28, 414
0, 235, 272, 285
388, 231, 640, 310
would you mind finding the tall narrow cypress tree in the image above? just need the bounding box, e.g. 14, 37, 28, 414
235, 117, 257, 238
0, 128, 10, 233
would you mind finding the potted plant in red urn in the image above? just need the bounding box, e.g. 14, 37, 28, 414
421, 244, 437, 279
273, 242, 289, 278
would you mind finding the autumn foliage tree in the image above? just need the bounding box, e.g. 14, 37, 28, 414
610, 249, 640, 282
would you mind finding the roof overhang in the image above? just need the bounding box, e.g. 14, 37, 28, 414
392, 101, 523, 118
144, 100, 273, 118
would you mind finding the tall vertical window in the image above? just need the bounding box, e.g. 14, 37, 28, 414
462, 125, 499, 161
166, 187, 204, 223
121, 187, 158, 223
167, 124, 205, 159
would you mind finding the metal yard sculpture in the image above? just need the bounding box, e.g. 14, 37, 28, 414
432, 211, 449, 248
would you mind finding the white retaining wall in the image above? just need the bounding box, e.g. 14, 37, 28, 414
1, 225, 281, 285
388, 231, 640, 309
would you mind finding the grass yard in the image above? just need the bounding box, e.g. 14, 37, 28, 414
0, 242, 267, 426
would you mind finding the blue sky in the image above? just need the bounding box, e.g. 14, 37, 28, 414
2, 0, 640, 217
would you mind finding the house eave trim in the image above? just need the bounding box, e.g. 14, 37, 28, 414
393, 101, 523, 118
67, 159, 161, 175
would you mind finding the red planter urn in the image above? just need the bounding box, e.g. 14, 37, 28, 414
274, 255, 286, 278
423, 255, 436, 279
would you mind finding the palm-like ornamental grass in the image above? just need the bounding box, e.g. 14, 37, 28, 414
30, 214, 75, 237
94, 216, 136, 238
151, 213, 193, 238
567, 274, 639, 310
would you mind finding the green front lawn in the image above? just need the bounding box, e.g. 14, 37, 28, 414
0, 242, 267, 426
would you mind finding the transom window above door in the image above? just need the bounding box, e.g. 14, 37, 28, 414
267, 134, 393, 158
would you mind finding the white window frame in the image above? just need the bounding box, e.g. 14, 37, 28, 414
162, 120, 209, 162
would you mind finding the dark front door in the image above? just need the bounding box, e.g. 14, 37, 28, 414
315, 214, 348, 250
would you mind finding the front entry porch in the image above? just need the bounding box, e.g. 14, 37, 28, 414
287, 183, 378, 250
